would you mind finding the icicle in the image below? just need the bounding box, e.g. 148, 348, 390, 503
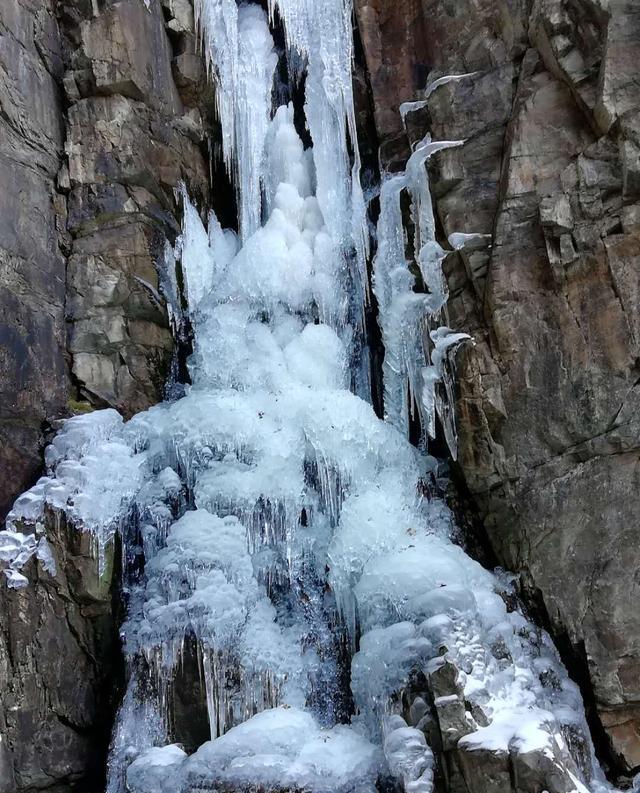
421, 327, 471, 450
400, 72, 480, 127
193, 0, 238, 171
406, 135, 465, 313
106, 668, 168, 793
374, 142, 471, 444
194, 2, 277, 241
373, 174, 428, 433
269, 0, 369, 324
235, 7, 278, 239
178, 185, 216, 312
424, 71, 479, 99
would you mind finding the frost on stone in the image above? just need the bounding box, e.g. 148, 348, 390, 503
447, 231, 492, 250
0, 522, 55, 587
424, 71, 480, 99
400, 72, 480, 127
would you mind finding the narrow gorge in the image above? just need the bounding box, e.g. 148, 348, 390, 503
0, 1, 639, 792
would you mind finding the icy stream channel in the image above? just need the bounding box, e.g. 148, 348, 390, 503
0, 1, 613, 792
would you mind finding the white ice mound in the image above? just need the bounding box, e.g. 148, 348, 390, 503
3, 409, 144, 575
383, 716, 434, 793
126, 745, 187, 793
126, 707, 381, 793
126, 508, 309, 736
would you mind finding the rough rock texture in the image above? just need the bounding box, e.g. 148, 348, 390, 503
356, 0, 640, 777
0, 0, 68, 518
60, 0, 209, 416
0, 524, 121, 793
399, 651, 591, 793
0, 0, 210, 790
0, 0, 210, 511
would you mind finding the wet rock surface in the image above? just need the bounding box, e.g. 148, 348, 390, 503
356, 0, 640, 777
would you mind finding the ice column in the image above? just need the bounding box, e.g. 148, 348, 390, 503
373, 135, 470, 448
195, 2, 277, 240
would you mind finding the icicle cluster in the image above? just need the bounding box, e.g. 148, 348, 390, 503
372, 136, 471, 453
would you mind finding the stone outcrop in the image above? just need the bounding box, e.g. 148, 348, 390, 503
356, 0, 640, 778
396, 650, 592, 793
0, 0, 210, 789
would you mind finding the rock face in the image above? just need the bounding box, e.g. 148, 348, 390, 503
0, 0, 68, 519
356, 0, 640, 777
0, 522, 121, 793
0, 0, 210, 510
61, 0, 209, 416
0, 0, 210, 789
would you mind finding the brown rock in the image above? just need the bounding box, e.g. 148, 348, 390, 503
357, 0, 640, 775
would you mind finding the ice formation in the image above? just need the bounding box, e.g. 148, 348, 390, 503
372, 141, 471, 450
128, 707, 381, 793
0, 2, 614, 793
399, 72, 480, 127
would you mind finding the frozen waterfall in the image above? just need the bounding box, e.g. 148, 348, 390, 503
0, 2, 614, 792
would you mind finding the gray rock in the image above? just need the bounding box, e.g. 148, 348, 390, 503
0, 0, 68, 516
0, 516, 120, 792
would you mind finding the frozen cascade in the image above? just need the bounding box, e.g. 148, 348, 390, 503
0, 2, 616, 793
194, 1, 277, 240
372, 139, 471, 452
